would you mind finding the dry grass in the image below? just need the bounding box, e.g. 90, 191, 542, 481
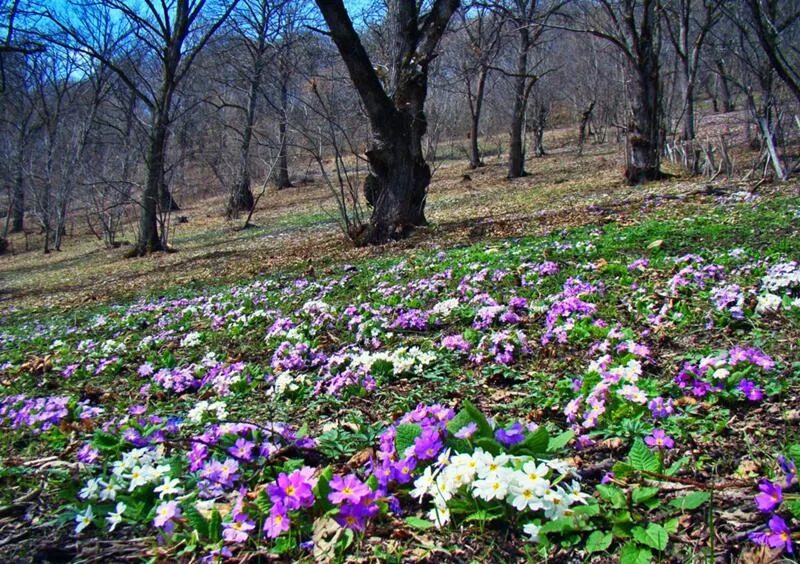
0, 126, 768, 312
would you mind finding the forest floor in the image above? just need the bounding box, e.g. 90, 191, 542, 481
0, 126, 749, 313
1, 125, 800, 563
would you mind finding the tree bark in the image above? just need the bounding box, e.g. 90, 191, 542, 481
226, 45, 262, 218
626, 58, 662, 184
275, 77, 292, 189
11, 164, 24, 233
136, 108, 169, 254
508, 26, 530, 178
316, 0, 458, 245
468, 65, 488, 169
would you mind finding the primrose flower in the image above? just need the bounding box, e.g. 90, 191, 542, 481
79, 478, 100, 500
472, 468, 513, 501
523, 522, 542, 542
750, 515, 794, 554
410, 466, 437, 500
267, 469, 315, 510
754, 480, 783, 512
413, 430, 443, 460
77, 443, 100, 465
154, 477, 184, 499
427, 503, 451, 526
392, 457, 417, 484
335, 502, 370, 531
328, 474, 370, 505
229, 438, 255, 461
495, 422, 526, 446
98, 479, 119, 502
263, 504, 290, 538
644, 429, 675, 449
223, 513, 256, 543
778, 455, 797, 487
74, 506, 94, 534
738, 379, 764, 401
106, 502, 126, 532
454, 422, 478, 439
153, 500, 181, 532
510, 477, 546, 511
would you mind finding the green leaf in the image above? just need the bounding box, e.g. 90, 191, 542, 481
183, 506, 209, 538
547, 430, 575, 452
539, 516, 579, 534
572, 501, 600, 517
629, 439, 660, 473
208, 510, 222, 542
620, 542, 652, 564
92, 430, 121, 452
272, 534, 297, 554
511, 426, 549, 456
405, 516, 435, 530
787, 444, 800, 464
395, 424, 422, 456
313, 466, 335, 512
597, 484, 626, 509
585, 530, 613, 553
473, 435, 502, 455
786, 500, 800, 519
464, 509, 502, 523
663, 517, 680, 535
632, 523, 668, 551
612, 462, 634, 479
664, 456, 689, 476
254, 490, 272, 514
669, 491, 710, 511
463, 400, 494, 439
632, 487, 660, 505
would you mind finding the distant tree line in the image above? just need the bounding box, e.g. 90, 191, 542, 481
0, 0, 798, 254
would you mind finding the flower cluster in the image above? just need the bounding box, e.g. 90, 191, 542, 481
749, 453, 798, 555
411, 448, 588, 534
0, 394, 100, 433
674, 346, 774, 401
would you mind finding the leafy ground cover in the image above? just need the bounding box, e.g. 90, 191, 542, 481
1, 191, 800, 562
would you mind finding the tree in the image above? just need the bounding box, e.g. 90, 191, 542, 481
662, 0, 722, 144
314, 0, 459, 245
564, 0, 665, 184
493, 0, 562, 178
453, 5, 502, 169
49, 0, 239, 255
0, 0, 44, 92
221, 0, 281, 218
743, 0, 800, 107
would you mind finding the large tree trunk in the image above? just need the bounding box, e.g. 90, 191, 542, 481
10, 132, 25, 233
715, 60, 734, 112
134, 109, 169, 255
275, 78, 292, 190
11, 169, 24, 233
468, 66, 488, 169
227, 58, 261, 218
508, 27, 530, 178
316, 0, 458, 246
626, 58, 662, 184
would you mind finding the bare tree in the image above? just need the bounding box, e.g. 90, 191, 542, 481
491, 0, 562, 178
48, 0, 240, 255
561, 0, 665, 184
662, 0, 722, 147
314, 0, 459, 245
743, 0, 800, 107
453, 5, 502, 169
